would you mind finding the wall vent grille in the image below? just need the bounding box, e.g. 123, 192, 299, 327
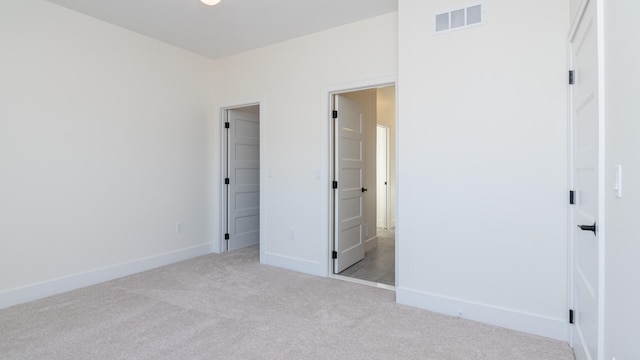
434, 3, 483, 34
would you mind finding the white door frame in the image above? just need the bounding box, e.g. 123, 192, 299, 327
321, 76, 397, 281
219, 99, 265, 257
567, 0, 605, 357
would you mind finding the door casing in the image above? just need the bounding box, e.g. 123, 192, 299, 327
323, 77, 397, 281
219, 100, 264, 256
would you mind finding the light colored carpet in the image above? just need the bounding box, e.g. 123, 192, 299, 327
0, 246, 574, 359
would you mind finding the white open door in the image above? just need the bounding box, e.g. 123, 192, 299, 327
333, 95, 365, 273
225, 107, 260, 251
376, 125, 389, 229
569, 1, 601, 359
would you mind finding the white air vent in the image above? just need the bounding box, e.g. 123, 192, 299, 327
435, 13, 449, 32
451, 9, 465, 29
434, 3, 483, 34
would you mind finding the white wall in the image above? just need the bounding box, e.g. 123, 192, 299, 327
604, 0, 640, 358
1, 0, 599, 346
397, 0, 570, 340
0, 0, 216, 308
211, 13, 398, 275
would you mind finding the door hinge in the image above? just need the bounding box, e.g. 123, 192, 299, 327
569, 309, 574, 324
569, 70, 575, 85
225, 122, 230, 129
332, 181, 338, 189
332, 251, 338, 259
225, 233, 230, 240
332, 110, 338, 119
225, 178, 230, 185
569, 190, 575, 205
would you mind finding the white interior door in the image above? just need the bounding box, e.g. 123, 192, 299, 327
225, 107, 260, 251
334, 95, 365, 273
376, 125, 388, 229
570, 1, 601, 359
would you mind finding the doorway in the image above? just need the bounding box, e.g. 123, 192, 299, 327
330, 85, 396, 287
568, 0, 603, 358
222, 105, 260, 252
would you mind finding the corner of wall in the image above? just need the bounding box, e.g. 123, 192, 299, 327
0, 244, 213, 310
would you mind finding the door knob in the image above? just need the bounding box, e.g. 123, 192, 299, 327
577, 222, 597, 235
361, 187, 368, 193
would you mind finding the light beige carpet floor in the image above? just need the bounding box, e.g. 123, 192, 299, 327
0, 246, 574, 359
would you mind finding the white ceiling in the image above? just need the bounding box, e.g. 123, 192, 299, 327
46, 0, 398, 59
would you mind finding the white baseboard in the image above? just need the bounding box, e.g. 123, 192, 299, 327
0, 243, 214, 310
396, 286, 568, 341
364, 236, 378, 251
262, 251, 323, 276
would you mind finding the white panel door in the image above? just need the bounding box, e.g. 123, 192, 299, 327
376, 125, 388, 229
226, 108, 260, 251
570, 1, 600, 359
334, 95, 365, 273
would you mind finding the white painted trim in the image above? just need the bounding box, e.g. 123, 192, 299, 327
364, 235, 378, 252
219, 107, 229, 254
569, 0, 590, 42
258, 100, 267, 266
567, 18, 577, 350
392, 82, 400, 292
322, 75, 398, 278
323, 76, 398, 96
595, 0, 606, 358
0, 243, 213, 310
263, 251, 323, 276
332, 274, 395, 291
396, 286, 568, 341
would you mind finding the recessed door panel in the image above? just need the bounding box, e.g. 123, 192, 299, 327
235, 168, 259, 186
236, 192, 259, 212
341, 168, 362, 190
341, 195, 362, 222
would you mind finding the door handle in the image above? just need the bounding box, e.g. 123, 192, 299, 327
361, 187, 368, 193
577, 222, 597, 235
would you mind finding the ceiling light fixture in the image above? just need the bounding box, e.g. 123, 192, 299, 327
200, 0, 222, 5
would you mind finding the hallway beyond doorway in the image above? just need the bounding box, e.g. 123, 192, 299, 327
339, 228, 395, 286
